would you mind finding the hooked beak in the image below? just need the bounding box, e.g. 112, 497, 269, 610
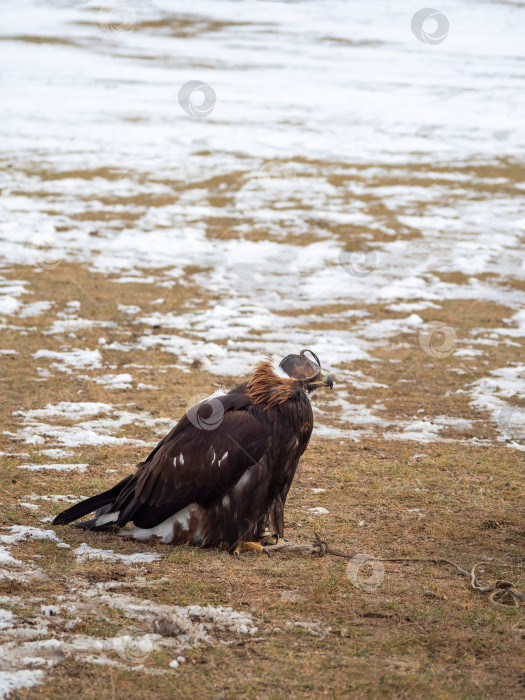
307, 370, 334, 392
322, 371, 334, 390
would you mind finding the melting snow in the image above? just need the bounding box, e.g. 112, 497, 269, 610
33, 349, 102, 372
0, 526, 70, 549
18, 463, 88, 472
307, 507, 329, 515
0, 670, 45, 699
92, 373, 134, 390
18, 301, 53, 318
470, 365, 525, 444
12, 401, 172, 448
24, 494, 86, 504
39, 448, 75, 459
73, 543, 162, 564
384, 416, 473, 443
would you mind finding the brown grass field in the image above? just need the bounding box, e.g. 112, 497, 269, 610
1, 261, 524, 699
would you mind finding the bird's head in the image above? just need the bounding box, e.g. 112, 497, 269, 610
279, 349, 334, 394
247, 349, 334, 408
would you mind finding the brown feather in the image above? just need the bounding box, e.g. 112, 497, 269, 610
53, 354, 324, 552
247, 359, 297, 408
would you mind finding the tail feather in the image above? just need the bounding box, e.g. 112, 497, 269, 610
52, 475, 133, 525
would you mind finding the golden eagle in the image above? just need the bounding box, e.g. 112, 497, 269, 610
53, 350, 333, 556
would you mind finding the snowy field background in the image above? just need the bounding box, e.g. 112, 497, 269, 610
1, 0, 524, 446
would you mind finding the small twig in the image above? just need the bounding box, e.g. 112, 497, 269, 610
265, 532, 524, 608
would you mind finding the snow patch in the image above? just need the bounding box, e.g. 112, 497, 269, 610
18, 463, 88, 472
0, 526, 70, 549
33, 349, 102, 372
73, 543, 161, 564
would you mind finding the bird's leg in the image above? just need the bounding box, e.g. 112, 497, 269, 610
233, 541, 271, 559
259, 525, 287, 546
259, 526, 273, 543
261, 499, 289, 545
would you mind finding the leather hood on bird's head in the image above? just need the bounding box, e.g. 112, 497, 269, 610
279, 349, 322, 381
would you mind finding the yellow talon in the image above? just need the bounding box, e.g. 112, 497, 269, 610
260, 533, 287, 546
233, 541, 270, 558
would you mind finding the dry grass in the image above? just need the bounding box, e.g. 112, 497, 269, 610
1, 262, 524, 700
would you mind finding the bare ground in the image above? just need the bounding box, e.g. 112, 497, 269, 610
1, 262, 524, 699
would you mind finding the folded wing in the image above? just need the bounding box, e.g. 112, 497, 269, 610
53, 390, 272, 530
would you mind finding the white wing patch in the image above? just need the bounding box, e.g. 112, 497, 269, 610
233, 470, 251, 493
218, 451, 228, 467
95, 511, 119, 526
126, 503, 199, 544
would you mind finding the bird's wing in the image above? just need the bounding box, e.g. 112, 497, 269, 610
115, 405, 271, 528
